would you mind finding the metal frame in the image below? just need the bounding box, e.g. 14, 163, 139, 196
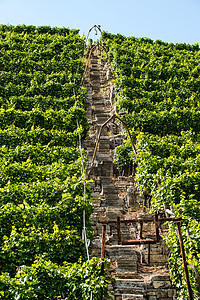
100, 215, 193, 300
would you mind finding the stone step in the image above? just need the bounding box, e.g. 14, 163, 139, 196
106, 244, 139, 254
122, 294, 145, 300
93, 119, 110, 125
93, 106, 109, 112
115, 273, 143, 280
102, 184, 118, 191
114, 278, 146, 294
92, 86, 100, 91
96, 154, 113, 161
103, 191, 119, 198
93, 109, 111, 115
96, 116, 109, 122
106, 207, 124, 218
93, 103, 111, 110
84, 140, 113, 150
92, 99, 110, 104
95, 112, 110, 118
102, 200, 124, 207
91, 70, 100, 76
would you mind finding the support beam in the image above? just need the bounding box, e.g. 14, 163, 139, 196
122, 239, 156, 245
100, 216, 182, 224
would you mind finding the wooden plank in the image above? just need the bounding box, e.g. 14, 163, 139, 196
122, 239, 156, 245
100, 216, 182, 224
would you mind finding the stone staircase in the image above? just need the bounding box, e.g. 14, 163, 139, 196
83, 47, 177, 300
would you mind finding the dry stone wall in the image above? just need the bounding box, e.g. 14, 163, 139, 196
84, 46, 177, 299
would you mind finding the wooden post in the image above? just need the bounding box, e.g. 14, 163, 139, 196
139, 221, 143, 239
100, 259, 104, 300
141, 246, 143, 264
163, 203, 169, 218
154, 212, 159, 242
176, 221, 193, 300
101, 225, 106, 260
110, 225, 113, 236
147, 244, 151, 265
101, 225, 106, 299
117, 216, 122, 245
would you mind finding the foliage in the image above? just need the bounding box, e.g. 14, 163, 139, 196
0, 257, 111, 299
0, 24, 110, 298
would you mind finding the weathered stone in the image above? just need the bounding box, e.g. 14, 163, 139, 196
122, 295, 145, 299
84, 48, 176, 300
153, 281, 171, 289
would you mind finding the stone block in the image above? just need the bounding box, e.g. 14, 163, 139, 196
122, 295, 144, 299
153, 280, 171, 289
149, 254, 168, 263
168, 289, 176, 298
152, 276, 170, 282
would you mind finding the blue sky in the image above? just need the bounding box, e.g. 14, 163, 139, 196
0, 0, 200, 44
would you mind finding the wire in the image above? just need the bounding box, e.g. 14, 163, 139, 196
77, 120, 90, 261
77, 120, 92, 299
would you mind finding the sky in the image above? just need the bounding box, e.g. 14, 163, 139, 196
0, 0, 200, 45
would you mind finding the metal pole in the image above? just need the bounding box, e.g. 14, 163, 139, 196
176, 221, 193, 300
101, 225, 106, 260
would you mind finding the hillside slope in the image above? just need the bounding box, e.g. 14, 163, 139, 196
0, 25, 109, 299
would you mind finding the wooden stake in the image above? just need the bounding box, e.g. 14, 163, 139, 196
101, 225, 106, 260
154, 212, 159, 242
117, 216, 122, 245
147, 244, 151, 265
139, 221, 143, 239
176, 221, 193, 300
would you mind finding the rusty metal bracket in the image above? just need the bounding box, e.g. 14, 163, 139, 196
87, 113, 137, 176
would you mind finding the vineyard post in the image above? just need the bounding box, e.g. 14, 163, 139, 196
154, 212, 159, 242
147, 244, 151, 265
117, 216, 122, 245
101, 224, 106, 300
139, 220, 143, 239
101, 224, 106, 261
176, 221, 193, 300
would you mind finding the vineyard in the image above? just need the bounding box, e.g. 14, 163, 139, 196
103, 32, 200, 299
0, 23, 199, 299
0, 25, 109, 299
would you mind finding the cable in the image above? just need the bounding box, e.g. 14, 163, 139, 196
77, 120, 90, 260
77, 120, 92, 300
